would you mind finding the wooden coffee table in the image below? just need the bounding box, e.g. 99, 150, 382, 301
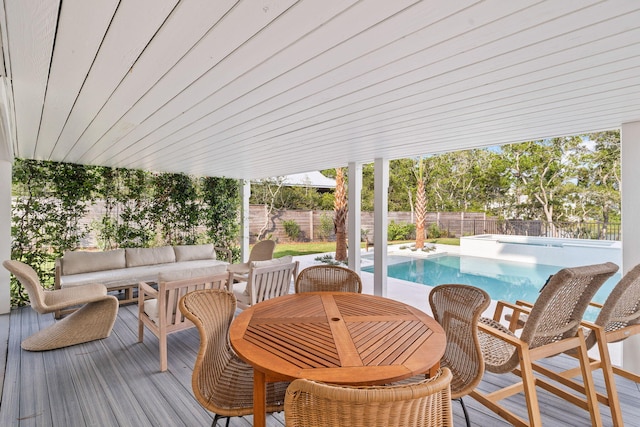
229, 292, 447, 427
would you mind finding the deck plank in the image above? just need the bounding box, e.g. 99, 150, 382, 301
2, 304, 640, 426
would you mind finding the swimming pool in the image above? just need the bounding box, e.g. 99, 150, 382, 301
361, 255, 621, 321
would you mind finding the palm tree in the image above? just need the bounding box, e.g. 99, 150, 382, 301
334, 167, 347, 261
415, 158, 426, 250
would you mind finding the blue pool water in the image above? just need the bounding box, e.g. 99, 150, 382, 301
362, 255, 621, 321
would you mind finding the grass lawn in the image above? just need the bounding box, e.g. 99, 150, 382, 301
272, 238, 460, 258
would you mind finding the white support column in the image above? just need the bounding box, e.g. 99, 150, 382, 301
0, 159, 10, 314
348, 162, 362, 274
373, 158, 389, 297
621, 121, 640, 375
240, 180, 251, 263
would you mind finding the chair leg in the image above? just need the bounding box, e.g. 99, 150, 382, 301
211, 414, 231, 427
21, 296, 118, 351
518, 345, 543, 427
159, 330, 168, 372
575, 329, 603, 427
455, 397, 471, 427
593, 328, 624, 427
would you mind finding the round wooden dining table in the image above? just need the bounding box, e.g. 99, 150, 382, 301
229, 292, 447, 427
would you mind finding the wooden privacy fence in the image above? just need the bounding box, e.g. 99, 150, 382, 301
249, 206, 620, 243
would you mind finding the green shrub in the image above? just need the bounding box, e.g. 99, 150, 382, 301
282, 219, 301, 241
317, 213, 334, 241
387, 221, 415, 240
427, 223, 442, 238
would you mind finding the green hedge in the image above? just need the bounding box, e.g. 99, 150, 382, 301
10, 159, 240, 307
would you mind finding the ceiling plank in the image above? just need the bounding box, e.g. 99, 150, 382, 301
36, 0, 119, 157
5, 0, 58, 158
48, 0, 180, 160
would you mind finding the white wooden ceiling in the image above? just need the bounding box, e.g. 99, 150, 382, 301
1, 0, 640, 180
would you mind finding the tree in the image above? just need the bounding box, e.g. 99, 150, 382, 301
252, 177, 286, 241
500, 137, 582, 229
333, 167, 348, 261
572, 131, 620, 237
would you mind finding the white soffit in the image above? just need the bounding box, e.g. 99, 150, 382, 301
1, 0, 640, 179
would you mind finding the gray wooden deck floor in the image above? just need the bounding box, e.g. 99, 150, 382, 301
1, 304, 639, 426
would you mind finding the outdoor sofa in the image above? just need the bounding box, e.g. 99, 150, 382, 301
54, 243, 231, 316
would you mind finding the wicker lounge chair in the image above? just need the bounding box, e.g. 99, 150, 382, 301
227, 240, 276, 281
284, 368, 453, 427
470, 262, 618, 427
3, 259, 119, 351
510, 263, 640, 427
179, 289, 288, 426
138, 266, 232, 372
294, 265, 362, 293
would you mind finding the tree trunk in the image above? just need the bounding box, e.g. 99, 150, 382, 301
334, 168, 348, 261
415, 177, 426, 249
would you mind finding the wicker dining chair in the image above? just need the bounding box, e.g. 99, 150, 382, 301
3, 259, 119, 351
470, 262, 619, 427
429, 284, 490, 427
284, 368, 453, 427
507, 263, 640, 427
294, 265, 362, 293
227, 240, 276, 281
179, 289, 288, 427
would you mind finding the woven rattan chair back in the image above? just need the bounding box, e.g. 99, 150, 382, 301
589, 263, 640, 348
294, 265, 362, 293
228, 240, 276, 281
179, 289, 287, 425
248, 240, 276, 263
429, 284, 490, 398
481, 262, 618, 374
429, 284, 489, 427
4, 259, 48, 312
284, 368, 453, 427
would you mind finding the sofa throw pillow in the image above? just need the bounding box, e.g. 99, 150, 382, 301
173, 244, 216, 262
126, 246, 176, 268
62, 249, 126, 275
244, 256, 294, 296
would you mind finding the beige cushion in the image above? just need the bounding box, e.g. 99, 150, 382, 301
59, 259, 228, 289
244, 256, 294, 296
173, 244, 216, 262
158, 265, 228, 282
126, 247, 175, 267
227, 262, 250, 275
62, 249, 126, 275
250, 255, 293, 269
143, 299, 161, 324
233, 281, 251, 307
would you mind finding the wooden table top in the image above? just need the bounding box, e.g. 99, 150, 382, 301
229, 292, 446, 385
